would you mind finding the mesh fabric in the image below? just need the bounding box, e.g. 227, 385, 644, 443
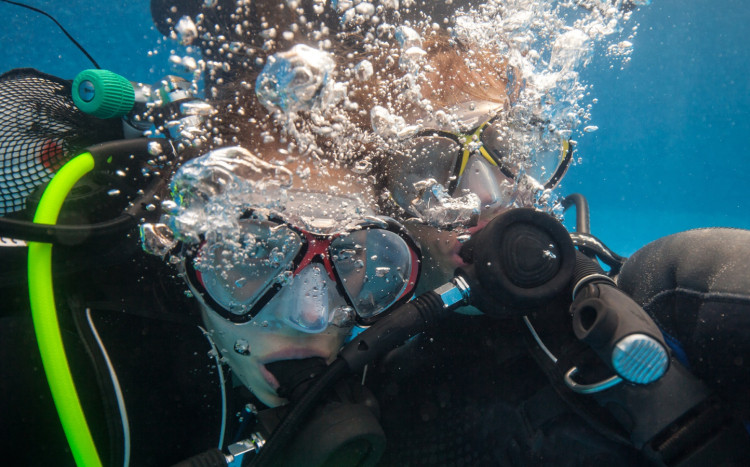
0, 68, 122, 215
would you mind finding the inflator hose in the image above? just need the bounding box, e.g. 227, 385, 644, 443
561, 193, 590, 234
27, 152, 103, 467
22, 137, 177, 467
0, 214, 136, 243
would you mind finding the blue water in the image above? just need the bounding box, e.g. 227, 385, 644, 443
1, 1, 167, 83
2, 0, 748, 256
566, 0, 750, 254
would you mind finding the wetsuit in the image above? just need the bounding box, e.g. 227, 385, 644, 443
0, 237, 226, 466
618, 228, 750, 421
369, 314, 647, 466
366, 227, 750, 466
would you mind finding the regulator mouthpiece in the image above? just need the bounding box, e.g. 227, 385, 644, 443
458, 208, 576, 314
266, 357, 328, 401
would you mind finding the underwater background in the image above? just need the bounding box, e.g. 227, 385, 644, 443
2, 0, 748, 256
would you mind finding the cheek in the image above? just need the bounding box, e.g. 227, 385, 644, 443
417, 230, 462, 268
313, 333, 348, 363
299, 324, 351, 353
200, 305, 280, 363
412, 239, 461, 292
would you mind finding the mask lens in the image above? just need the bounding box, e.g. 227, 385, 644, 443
480, 121, 517, 177
526, 139, 569, 188
195, 220, 303, 316
388, 136, 462, 207
455, 155, 516, 212
482, 118, 571, 189
330, 229, 415, 320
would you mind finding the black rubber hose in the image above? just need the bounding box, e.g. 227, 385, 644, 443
250, 291, 451, 466
171, 448, 228, 467
562, 193, 591, 234
0, 214, 136, 244
0, 143, 171, 245
571, 249, 609, 289
338, 291, 447, 372
248, 359, 349, 466
569, 231, 627, 273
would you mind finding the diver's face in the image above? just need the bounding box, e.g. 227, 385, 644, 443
191, 159, 373, 407
385, 97, 515, 314
198, 268, 352, 407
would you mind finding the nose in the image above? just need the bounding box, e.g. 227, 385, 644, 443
457, 155, 516, 212
281, 264, 335, 333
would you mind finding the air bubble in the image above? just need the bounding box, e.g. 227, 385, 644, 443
233, 339, 250, 356
375, 267, 390, 277
175, 16, 198, 45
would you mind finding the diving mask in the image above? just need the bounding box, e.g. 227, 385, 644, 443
384, 115, 573, 221
184, 213, 421, 331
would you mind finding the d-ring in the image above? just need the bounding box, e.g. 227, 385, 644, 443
564, 366, 623, 394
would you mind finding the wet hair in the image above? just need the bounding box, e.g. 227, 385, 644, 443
334, 29, 519, 215
344, 32, 515, 117
152, 2, 518, 176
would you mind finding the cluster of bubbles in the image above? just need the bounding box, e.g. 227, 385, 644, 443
144, 0, 650, 258
141, 144, 370, 270
141, 146, 293, 257
461, 0, 647, 124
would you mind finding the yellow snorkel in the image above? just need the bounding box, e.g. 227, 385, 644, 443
25, 138, 176, 466
27, 152, 102, 467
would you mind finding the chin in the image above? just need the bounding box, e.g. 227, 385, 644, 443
253, 385, 288, 408
243, 365, 286, 407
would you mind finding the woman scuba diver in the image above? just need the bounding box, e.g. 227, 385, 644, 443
142, 142, 426, 465
0, 62, 422, 464
326, 18, 750, 467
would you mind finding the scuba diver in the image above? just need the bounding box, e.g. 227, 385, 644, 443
141, 144, 425, 465
332, 18, 750, 467
224, 2, 749, 465
327, 14, 750, 467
